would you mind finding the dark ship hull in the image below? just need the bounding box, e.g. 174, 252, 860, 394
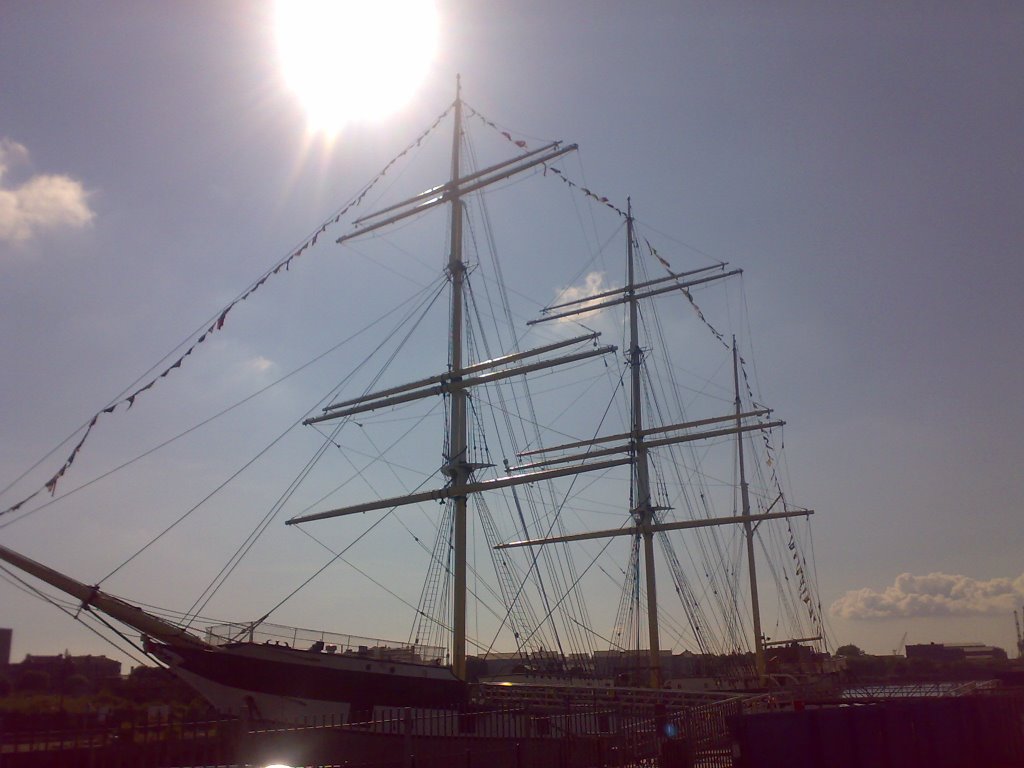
150, 639, 466, 722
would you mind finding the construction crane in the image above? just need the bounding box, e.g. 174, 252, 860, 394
894, 631, 908, 656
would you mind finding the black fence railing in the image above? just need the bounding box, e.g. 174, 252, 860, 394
0, 696, 743, 768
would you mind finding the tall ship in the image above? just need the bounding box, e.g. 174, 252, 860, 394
0, 82, 831, 722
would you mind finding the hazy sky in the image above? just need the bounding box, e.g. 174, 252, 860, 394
2, 1, 1023, 666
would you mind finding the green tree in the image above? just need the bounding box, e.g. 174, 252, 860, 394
835, 644, 864, 658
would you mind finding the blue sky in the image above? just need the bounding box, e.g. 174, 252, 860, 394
2, 2, 1023, 667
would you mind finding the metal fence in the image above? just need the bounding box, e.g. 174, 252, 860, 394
0, 695, 744, 768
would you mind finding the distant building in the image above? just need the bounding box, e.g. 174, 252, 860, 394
906, 642, 1008, 663
0, 628, 11, 666
16, 653, 122, 686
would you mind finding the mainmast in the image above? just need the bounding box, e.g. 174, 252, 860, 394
447, 78, 470, 680
733, 337, 766, 682
286, 84, 813, 687
289, 80, 609, 685
626, 201, 662, 687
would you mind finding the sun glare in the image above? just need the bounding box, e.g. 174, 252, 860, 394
275, 0, 438, 135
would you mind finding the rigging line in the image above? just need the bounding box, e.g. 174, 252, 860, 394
632, 219, 727, 269
462, 101, 559, 146
85, 609, 155, 665
460, 358, 562, 655
738, 274, 767, 405
546, 222, 628, 316
0, 569, 78, 611
342, 429, 516, 615
353, 278, 450, 405
0, 278, 447, 531
469, 363, 619, 477
0, 563, 151, 668
185, 401, 378, 620
758, 528, 802, 638
353, 129, 451, 224
167, 436, 331, 622
650, 349, 740, 645
248, 483, 436, 630
305, 402, 443, 515
611, 536, 639, 652
412, 499, 452, 651
98, 274, 438, 587
542, 361, 630, 652
487, 522, 623, 657
344, 236, 446, 288
163, 281, 449, 616
565, 146, 626, 241
464, 274, 577, 655
638, 299, 728, 645
264, 497, 507, 646
0, 103, 456, 509
101, 417, 305, 588
466, 226, 626, 332
560, 149, 613, 265
564, 613, 628, 652
294, 526, 455, 639
466, 385, 561, 655
515, 382, 624, 659
463, 282, 571, 657
807, 518, 833, 650
478, 492, 551, 656
0, 567, 227, 632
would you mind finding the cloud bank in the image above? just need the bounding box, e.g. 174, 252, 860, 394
554, 271, 607, 323
831, 572, 1024, 620
0, 138, 94, 244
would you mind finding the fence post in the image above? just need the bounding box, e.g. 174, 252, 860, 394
403, 707, 413, 768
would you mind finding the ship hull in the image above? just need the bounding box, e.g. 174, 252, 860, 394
150, 640, 466, 722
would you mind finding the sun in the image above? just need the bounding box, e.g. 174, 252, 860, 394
274, 0, 438, 135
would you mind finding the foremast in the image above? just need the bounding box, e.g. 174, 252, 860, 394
287, 82, 620, 682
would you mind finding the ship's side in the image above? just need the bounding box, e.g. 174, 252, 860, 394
149, 639, 466, 722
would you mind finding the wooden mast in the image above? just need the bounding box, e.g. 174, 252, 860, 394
734, 336, 767, 682
447, 76, 470, 680
626, 200, 662, 688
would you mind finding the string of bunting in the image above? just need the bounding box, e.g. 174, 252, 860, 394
638, 230, 819, 634
471, 105, 826, 638
1, 103, 455, 518
738, 361, 781, 489
736, 354, 821, 629
465, 104, 627, 219
788, 520, 823, 628
468, 103, 732, 353
645, 230, 822, 633
643, 239, 730, 351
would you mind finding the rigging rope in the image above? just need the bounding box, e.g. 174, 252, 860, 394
1, 103, 456, 515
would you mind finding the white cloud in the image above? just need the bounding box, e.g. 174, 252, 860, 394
831, 571, 1024, 620
0, 138, 94, 244
553, 271, 608, 323
245, 356, 275, 375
